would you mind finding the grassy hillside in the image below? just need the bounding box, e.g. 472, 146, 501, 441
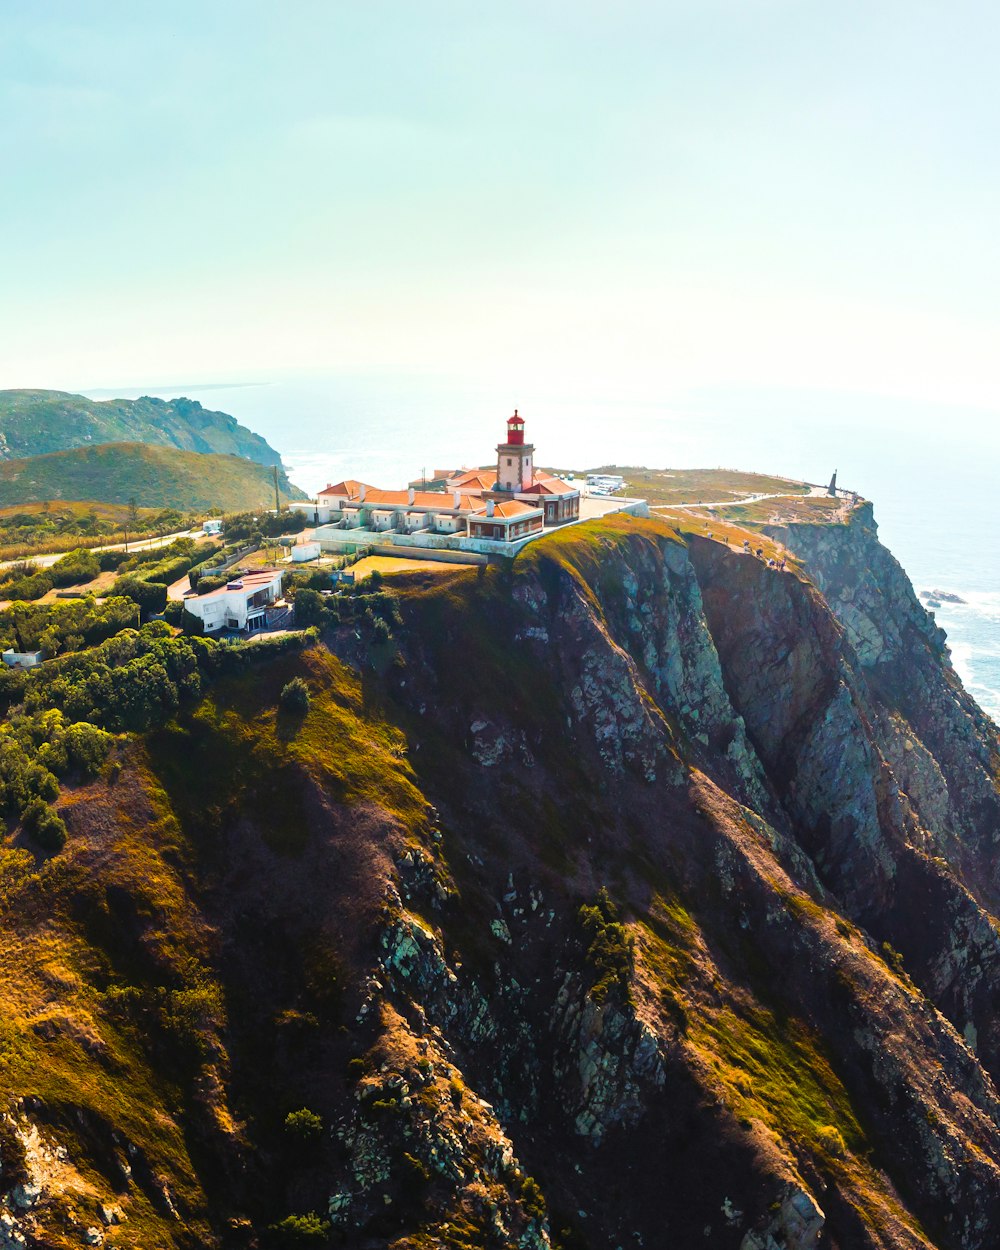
0, 442, 307, 511
582, 465, 812, 505
0, 390, 283, 467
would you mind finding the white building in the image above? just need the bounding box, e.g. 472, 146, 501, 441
2, 648, 43, 668
291, 541, 321, 563
181, 569, 286, 634
202, 518, 223, 535
289, 413, 581, 554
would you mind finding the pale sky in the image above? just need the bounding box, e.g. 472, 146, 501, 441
4, 1, 1000, 414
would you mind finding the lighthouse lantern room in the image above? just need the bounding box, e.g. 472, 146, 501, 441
496, 409, 535, 492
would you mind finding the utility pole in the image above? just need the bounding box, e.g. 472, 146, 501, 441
273, 465, 281, 516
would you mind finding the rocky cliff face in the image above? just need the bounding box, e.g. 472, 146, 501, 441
1, 507, 999, 1250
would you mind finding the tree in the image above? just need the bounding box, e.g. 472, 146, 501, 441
292, 588, 325, 628
283, 1108, 323, 1141
279, 678, 310, 715
22, 798, 67, 852
181, 608, 205, 636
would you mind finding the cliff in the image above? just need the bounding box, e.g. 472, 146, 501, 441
0, 391, 283, 468
0, 504, 998, 1250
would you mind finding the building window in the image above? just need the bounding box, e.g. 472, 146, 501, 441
506, 458, 512, 466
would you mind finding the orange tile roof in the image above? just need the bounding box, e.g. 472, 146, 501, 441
318, 479, 372, 499
447, 469, 496, 492
346, 489, 481, 513
519, 473, 579, 497
473, 500, 542, 520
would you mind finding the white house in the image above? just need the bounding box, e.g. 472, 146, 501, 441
291, 541, 321, 563
202, 518, 223, 535
182, 569, 286, 634
2, 648, 43, 668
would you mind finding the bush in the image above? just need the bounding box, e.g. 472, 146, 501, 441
193, 574, 229, 595
579, 888, 634, 1004
0, 569, 53, 602
816, 1123, 847, 1158
292, 587, 326, 628
279, 678, 310, 715
284, 1107, 323, 1141
49, 548, 100, 588
22, 798, 67, 852
110, 575, 167, 618
98, 549, 130, 572
268, 1213, 331, 1245
160, 600, 184, 626
181, 608, 205, 636
63, 722, 114, 776
0, 596, 141, 656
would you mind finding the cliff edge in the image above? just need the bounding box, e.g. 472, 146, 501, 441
0, 502, 998, 1250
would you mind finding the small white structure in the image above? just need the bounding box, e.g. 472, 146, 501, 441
291, 541, 321, 563
1, 648, 43, 668
202, 518, 223, 535
182, 569, 285, 634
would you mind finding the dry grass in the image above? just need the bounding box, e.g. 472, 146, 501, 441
582, 466, 811, 507
651, 510, 796, 565
351, 555, 468, 578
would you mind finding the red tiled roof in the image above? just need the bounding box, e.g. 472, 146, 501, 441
518, 473, 579, 497
472, 500, 542, 521
318, 480, 372, 499
347, 489, 481, 513
446, 469, 496, 492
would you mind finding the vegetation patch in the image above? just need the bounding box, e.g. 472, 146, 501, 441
578, 889, 635, 1004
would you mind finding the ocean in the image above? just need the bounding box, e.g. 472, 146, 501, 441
87, 375, 1000, 724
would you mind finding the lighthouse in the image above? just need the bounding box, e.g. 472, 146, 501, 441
496, 409, 535, 492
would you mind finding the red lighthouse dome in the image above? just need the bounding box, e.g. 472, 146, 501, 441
506, 409, 525, 446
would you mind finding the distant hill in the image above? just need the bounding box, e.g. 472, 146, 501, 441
0, 442, 308, 512
0, 389, 283, 466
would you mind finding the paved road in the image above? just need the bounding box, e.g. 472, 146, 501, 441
0, 527, 205, 573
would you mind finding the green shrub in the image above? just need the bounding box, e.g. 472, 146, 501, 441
268, 1213, 331, 1245
292, 588, 326, 628
160, 600, 184, 626
49, 548, 100, 588
579, 888, 634, 1004
63, 722, 114, 776
816, 1123, 847, 1157
881, 941, 906, 975
520, 1175, 547, 1221
0, 596, 140, 656
279, 678, 310, 715
98, 549, 130, 572
22, 798, 67, 852
110, 575, 167, 618
181, 608, 205, 636
284, 1107, 323, 1141
0, 569, 53, 602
